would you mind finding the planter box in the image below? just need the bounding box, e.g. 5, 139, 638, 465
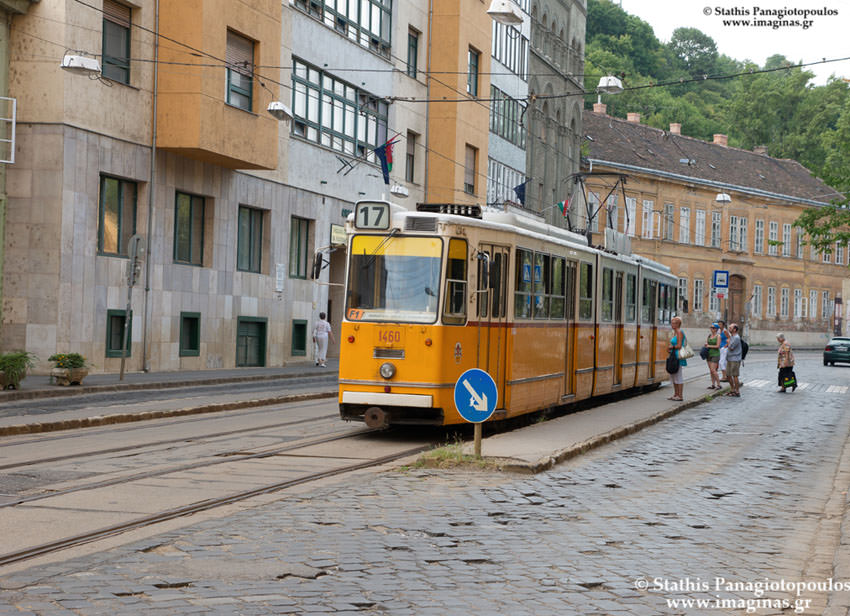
51, 368, 88, 386
0, 369, 25, 390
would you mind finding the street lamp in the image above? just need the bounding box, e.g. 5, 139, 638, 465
267, 100, 293, 122
486, 0, 523, 24
716, 193, 731, 203
60, 53, 101, 75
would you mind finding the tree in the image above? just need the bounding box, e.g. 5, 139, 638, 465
668, 27, 718, 76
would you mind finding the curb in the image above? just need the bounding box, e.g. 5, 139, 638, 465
0, 390, 338, 436
498, 388, 729, 474
0, 371, 335, 403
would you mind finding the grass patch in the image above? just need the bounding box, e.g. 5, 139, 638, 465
412, 439, 502, 471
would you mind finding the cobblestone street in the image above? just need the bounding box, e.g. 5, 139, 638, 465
2, 359, 850, 615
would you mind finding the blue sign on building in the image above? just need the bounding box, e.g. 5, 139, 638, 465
713, 270, 729, 289
454, 368, 498, 423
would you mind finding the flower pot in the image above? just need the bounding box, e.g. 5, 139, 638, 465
0, 369, 25, 390
51, 367, 88, 386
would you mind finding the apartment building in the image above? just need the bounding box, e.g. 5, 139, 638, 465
1, 0, 440, 373
581, 109, 847, 345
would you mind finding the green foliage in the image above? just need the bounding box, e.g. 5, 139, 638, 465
48, 353, 89, 369
0, 351, 37, 386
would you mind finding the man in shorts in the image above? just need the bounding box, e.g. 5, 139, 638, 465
725, 323, 743, 397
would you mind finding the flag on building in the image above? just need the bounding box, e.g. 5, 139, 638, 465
513, 181, 528, 206
374, 139, 399, 185
556, 198, 570, 217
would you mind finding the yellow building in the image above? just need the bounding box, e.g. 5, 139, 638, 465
581, 108, 847, 346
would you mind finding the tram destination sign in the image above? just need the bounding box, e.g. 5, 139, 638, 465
354, 201, 390, 230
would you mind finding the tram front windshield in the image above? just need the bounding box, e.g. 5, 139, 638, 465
346, 235, 441, 324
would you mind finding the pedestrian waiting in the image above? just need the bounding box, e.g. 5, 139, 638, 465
725, 323, 743, 397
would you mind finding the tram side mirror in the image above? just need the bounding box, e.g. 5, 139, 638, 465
311, 253, 324, 280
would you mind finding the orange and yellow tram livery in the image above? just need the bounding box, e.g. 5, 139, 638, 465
338, 200, 678, 427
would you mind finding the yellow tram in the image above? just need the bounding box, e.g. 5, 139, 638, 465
338, 200, 677, 427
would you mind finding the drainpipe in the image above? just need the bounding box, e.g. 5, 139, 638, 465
141, 0, 159, 371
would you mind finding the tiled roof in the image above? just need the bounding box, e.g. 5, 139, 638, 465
583, 112, 842, 205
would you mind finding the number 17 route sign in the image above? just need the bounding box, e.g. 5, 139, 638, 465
454, 368, 498, 423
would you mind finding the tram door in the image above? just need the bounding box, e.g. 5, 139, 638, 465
563, 260, 578, 396
476, 244, 509, 407
614, 272, 624, 385
647, 280, 658, 379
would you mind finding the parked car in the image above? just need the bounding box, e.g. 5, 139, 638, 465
824, 337, 850, 366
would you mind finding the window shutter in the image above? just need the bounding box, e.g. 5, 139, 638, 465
226, 31, 254, 75
103, 0, 131, 26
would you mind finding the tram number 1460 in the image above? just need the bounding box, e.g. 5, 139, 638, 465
376, 328, 404, 346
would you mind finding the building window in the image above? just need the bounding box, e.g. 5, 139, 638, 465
487, 158, 524, 207
292, 59, 388, 159
106, 309, 131, 357
173, 192, 205, 266
793, 288, 803, 319
293, 0, 392, 58
693, 278, 704, 312
625, 197, 636, 236
587, 192, 599, 232
407, 29, 419, 78
810, 290, 818, 320
102, 0, 131, 84
729, 216, 747, 252
768, 221, 778, 256
709, 287, 719, 313
226, 30, 254, 112
237, 206, 264, 273
780, 287, 789, 318
642, 200, 654, 239
179, 312, 201, 357
607, 195, 619, 231
289, 216, 311, 279
754, 219, 764, 254
405, 131, 417, 183
467, 47, 480, 96
823, 248, 832, 264
752, 284, 762, 317
489, 86, 526, 148
679, 207, 690, 244
782, 223, 791, 257
710, 211, 721, 248
822, 290, 831, 319
678, 277, 688, 313
837, 241, 846, 265
291, 319, 308, 356
98, 175, 137, 257
492, 22, 529, 79
464, 145, 477, 194
695, 209, 705, 246
796, 227, 804, 258
663, 204, 675, 241
767, 286, 776, 316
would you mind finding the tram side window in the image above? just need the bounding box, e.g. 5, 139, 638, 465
579, 262, 593, 320
601, 268, 614, 322
550, 257, 566, 319
533, 252, 551, 319
515, 249, 533, 319
642, 278, 657, 323
658, 283, 670, 324
565, 260, 577, 319
626, 273, 637, 322
444, 238, 467, 325
491, 252, 507, 318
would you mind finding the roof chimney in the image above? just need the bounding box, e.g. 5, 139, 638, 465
627, 112, 641, 123
592, 102, 607, 114
753, 145, 768, 155
669, 123, 681, 135
713, 133, 728, 147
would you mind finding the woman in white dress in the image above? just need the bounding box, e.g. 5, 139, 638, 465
312, 312, 335, 367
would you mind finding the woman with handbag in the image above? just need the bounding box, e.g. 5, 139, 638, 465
666, 316, 688, 401
776, 333, 797, 393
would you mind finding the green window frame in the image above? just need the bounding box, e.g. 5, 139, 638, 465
579, 262, 594, 321
237, 206, 264, 273
98, 175, 137, 257
533, 252, 550, 319
226, 30, 254, 112
289, 216, 311, 279
467, 47, 480, 96
106, 309, 132, 357
102, 0, 131, 84
407, 29, 419, 78
292, 319, 308, 356
514, 248, 533, 319
174, 192, 205, 265
179, 312, 201, 357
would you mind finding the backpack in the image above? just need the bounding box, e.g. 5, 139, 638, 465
741, 339, 749, 360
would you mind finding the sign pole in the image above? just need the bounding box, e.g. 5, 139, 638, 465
474, 423, 482, 458
454, 368, 498, 460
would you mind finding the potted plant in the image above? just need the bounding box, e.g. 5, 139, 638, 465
48, 353, 90, 386
0, 350, 37, 390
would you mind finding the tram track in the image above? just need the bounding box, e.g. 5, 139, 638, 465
0, 442, 433, 568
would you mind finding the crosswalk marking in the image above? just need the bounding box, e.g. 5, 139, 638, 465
739, 380, 847, 394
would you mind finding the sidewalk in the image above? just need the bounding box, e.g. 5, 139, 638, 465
468, 371, 727, 473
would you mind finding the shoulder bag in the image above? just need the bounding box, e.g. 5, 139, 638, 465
679, 334, 695, 360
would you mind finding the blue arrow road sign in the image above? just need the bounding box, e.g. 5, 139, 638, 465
454, 368, 498, 423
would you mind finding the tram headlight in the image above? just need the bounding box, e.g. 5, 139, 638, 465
379, 362, 396, 379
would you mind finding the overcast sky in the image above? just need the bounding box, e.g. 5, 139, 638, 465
617, 0, 848, 85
